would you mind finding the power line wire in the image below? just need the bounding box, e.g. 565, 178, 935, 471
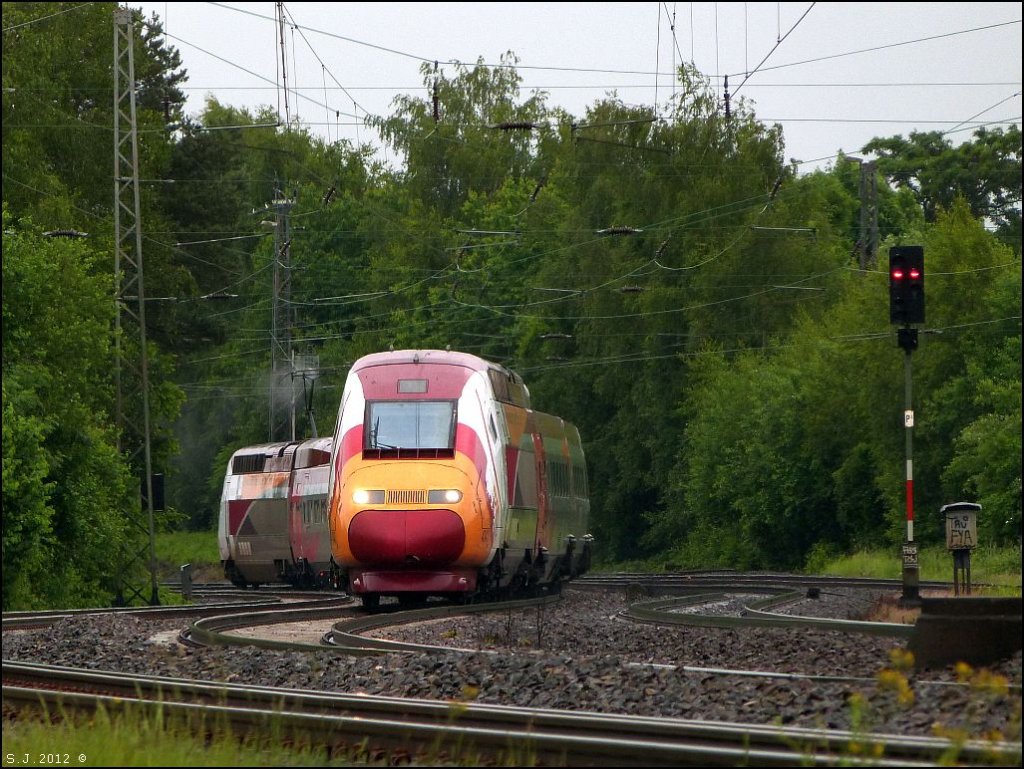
730, 19, 1022, 78
1, 2, 93, 33
731, 2, 816, 99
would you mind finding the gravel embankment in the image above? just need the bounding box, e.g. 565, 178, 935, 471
3, 587, 1020, 740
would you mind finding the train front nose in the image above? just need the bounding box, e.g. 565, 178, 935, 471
349, 508, 465, 566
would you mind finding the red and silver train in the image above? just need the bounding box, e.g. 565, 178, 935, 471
330, 350, 592, 608
218, 350, 591, 605
218, 436, 334, 588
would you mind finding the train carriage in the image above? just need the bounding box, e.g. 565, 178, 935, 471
219, 442, 296, 587
328, 349, 591, 608
218, 437, 334, 588
288, 436, 334, 587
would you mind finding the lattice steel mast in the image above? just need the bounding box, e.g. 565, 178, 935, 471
113, 4, 159, 606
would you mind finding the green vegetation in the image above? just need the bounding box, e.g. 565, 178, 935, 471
2, 704, 360, 767
2, 3, 1020, 610
154, 529, 222, 587
2, 700, 537, 767
814, 545, 1023, 590
155, 530, 220, 572
597, 544, 1023, 594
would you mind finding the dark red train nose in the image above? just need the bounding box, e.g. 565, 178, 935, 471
348, 509, 465, 566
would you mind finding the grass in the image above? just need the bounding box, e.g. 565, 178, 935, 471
815, 545, 1022, 593
3, 701, 514, 767
594, 544, 1022, 594
155, 529, 221, 583
2, 704, 354, 767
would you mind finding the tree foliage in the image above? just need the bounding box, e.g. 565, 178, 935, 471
863, 128, 1022, 247
2, 211, 134, 608
2, 8, 1020, 609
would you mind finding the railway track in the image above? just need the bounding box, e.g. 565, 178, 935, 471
4, 572, 1019, 766
1, 593, 348, 632
179, 572, 921, 652
574, 571, 955, 594
5, 660, 1017, 767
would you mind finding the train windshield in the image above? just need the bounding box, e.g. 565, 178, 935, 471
365, 401, 456, 450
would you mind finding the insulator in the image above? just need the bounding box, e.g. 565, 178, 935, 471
596, 226, 642, 236
490, 121, 537, 131
43, 229, 88, 238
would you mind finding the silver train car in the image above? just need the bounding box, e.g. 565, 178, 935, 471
217, 436, 333, 588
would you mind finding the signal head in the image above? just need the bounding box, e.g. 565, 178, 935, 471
889, 245, 924, 326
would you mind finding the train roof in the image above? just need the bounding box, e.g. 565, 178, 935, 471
227, 437, 335, 474
352, 349, 521, 379
229, 441, 295, 459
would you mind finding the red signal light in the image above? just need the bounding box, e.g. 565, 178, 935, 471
889, 245, 925, 325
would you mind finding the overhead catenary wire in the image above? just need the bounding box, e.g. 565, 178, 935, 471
8, 5, 1015, 378
205, 3, 1021, 81
1, 2, 93, 32
730, 3, 816, 99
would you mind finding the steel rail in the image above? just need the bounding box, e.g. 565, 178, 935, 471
7, 661, 1016, 767
184, 593, 562, 654
185, 596, 361, 652
618, 590, 916, 637
1, 596, 287, 632
575, 572, 955, 593
184, 590, 1013, 696
324, 593, 564, 653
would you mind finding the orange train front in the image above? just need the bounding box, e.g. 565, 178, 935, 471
328, 350, 592, 608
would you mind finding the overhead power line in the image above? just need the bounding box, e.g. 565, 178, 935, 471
729, 19, 1022, 79
205, 4, 1020, 81
731, 2, 816, 99
1, 2, 92, 32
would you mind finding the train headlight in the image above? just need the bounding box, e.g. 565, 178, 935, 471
428, 489, 463, 504
352, 489, 384, 505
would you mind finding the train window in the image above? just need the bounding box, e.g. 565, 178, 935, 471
488, 370, 510, 403
487, 369, 531, 408
506, 379, 530, 408
547, 459, 570, 498
365, 401, 456, 450
231, 453, 266, 474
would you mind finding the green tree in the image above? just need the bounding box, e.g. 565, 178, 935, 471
2, 2, 184, 227
2, 212, 133, 608
863, 128, 1022, 247
661, 197, 1020, 569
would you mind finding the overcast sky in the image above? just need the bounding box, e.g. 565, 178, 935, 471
133, 2, 1022, 172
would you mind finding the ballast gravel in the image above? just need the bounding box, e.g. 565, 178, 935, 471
3, 586, 1020, 742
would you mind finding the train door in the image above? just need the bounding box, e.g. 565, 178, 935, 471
502, 404, 539, 556
532, 431, 550, 556
291, 466, 331, 572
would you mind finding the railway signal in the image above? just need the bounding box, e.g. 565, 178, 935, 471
889, 245, 925, 606
889, 245, 925, 326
